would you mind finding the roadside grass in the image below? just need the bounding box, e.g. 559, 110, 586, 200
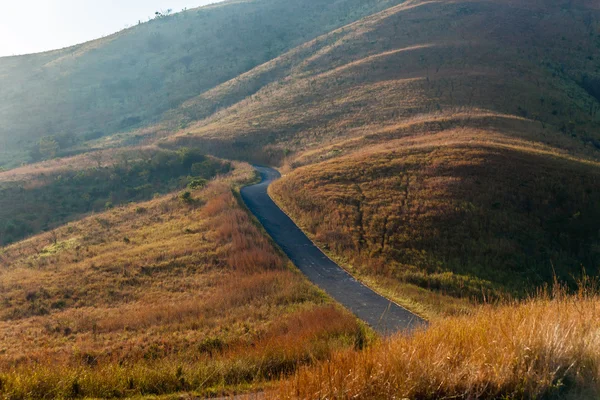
272, 282, 600, 399
0, 163, 365, 398
270, 130, 600, 318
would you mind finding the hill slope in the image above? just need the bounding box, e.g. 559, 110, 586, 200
0, 165, 364, 398
168, 0, 600, 161
0, 0, 403, 168
157, 0, 600, 315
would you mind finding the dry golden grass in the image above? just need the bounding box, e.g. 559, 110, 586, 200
272, 284, 600, 399
270, 129, 600, 319
161, 0, 600, 166
0, 163, 364, 398
0, 146, 158, 184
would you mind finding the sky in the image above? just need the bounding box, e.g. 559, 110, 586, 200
0, 0, 221, 57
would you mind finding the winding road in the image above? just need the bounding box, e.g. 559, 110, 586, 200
241, 166, 426, 335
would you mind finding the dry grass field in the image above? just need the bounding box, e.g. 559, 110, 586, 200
272, 283, 600, 399
270, 128, 600, 318
0, 164, 365, 398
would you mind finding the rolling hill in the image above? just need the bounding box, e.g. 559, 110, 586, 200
166, 0, 600, 162
2, 0, 600, 397
0, 0, 404, 168
152, 0, 600, 316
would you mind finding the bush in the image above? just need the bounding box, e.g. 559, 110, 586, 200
187, 178, 207, 190
179, 191, 193, 203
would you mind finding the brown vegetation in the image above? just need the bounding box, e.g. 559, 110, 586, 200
271, 129, 600, 318
166, 0, 600, 165
0, 164, 364, 398
272, 284, 600, 399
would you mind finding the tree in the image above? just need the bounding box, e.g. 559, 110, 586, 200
188, 178, 207, 190
154, 9, 173, 19
38, 137, 59, 160
180, 55, 194, 72
90, 152, 103, 169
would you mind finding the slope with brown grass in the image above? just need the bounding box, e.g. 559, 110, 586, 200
0, 146, 231, 246
272, 284, 600, 399
0, 164, 365, 398
270, 129, 600, 318
165, 0, 600, 164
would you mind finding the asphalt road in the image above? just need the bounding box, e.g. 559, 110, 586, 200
241, 166, 426, 335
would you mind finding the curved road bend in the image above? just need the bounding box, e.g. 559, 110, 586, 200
241, 166, 426, 335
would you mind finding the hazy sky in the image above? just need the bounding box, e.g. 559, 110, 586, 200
0, 0, 222, 57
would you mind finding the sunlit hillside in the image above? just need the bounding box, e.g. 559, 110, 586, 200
0, 0, 404, 168
168, 0, 600, 162
271, 128, 600, 318
0, 164, 365, 398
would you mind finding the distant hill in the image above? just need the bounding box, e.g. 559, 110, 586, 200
0, 0, 403, 168
170, 0, 600, 162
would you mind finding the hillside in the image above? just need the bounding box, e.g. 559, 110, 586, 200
0, 147, 231, 246
270, 130, 600, 317
0, 165, 365, 398
167, 0, 600, 163
147, 0, 600, 317
0, 0, 404, 168
2, 0, 600, 397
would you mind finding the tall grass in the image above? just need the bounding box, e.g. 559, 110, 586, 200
0, 165, 363, 398
273, 283, 600, 399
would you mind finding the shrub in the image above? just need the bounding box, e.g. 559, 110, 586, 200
187, 178, 207, 190
179, 191, 193, 203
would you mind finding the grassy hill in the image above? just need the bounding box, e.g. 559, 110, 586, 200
166, 0, 600, 163
147, 0, 600, 317
0, 164, 365, 398
270, 129, 600, 317
0, 0, 404, 169
0, 146, 231, 246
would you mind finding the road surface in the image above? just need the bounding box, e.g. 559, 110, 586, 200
241, 166, 426, 335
